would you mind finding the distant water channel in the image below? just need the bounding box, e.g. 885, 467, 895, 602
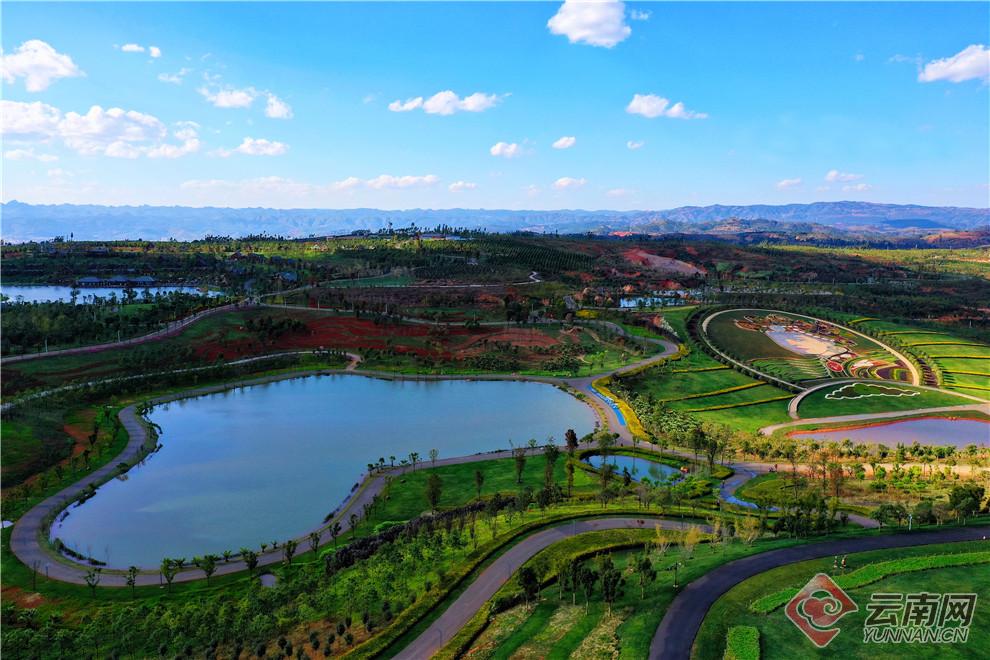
1, 285, 220, 303
51, 375, 597, 567
791, 417, 990, 447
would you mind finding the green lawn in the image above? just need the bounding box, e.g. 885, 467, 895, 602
364, 456, 598, 529
797, 383, 972, 419
696, 540, 990, 659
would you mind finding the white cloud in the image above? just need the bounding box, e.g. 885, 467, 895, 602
388, 96, 423, 112
366, 174, 439, 189
149, 46, 162, 59
1, 99, 198, 159
389, 90, 500, 115
214, 137, 288, 157
776, 177, 802, 190
552, 135, 576, 149
918, 44, 990, 83
265, 93, 293, 119
1, 40, 83, 92
626, 94, 707, 119
524, 184, 541, 197
120, 44, 145, 54
842, 182, 873, 192
199, 86, 258, 108
158, 68, 192, 84
629, 9, 651, 21
490, 141, 523, 158
824, 169, 863, 183
547, 0, 631, 48
449, 181, 478, 192
553, 176, 586, 190
606, 187, 633, 197
3, 148, 58, 162
854, 53, 865, 62
626, 140, 645, 150
332, 176, 363, 191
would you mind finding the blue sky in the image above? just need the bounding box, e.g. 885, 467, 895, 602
2, 1, 988, 209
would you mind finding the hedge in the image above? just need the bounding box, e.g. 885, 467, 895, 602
749, 551, 990, 614
724, 626, 760, 660
671, 365, 731, 373
684, 394, 792, 413
660, 382, 766, 404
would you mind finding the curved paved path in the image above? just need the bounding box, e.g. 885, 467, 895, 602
649, 524, 990, 659
395, 517, 712, 660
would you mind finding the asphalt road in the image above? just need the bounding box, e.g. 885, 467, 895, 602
649, 524, 990, 659
394, 517, 713, 660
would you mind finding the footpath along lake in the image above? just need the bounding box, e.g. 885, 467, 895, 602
51, 375, 598, 567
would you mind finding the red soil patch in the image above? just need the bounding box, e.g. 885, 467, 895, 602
459, 328, 560, 350
622, 248, 706, 276
1, 586, 49, 609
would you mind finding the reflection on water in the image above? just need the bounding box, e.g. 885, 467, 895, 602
52, 376, 597, 566
791, 417, 989, 448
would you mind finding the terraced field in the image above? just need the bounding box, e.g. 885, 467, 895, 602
796, 382, 977, 419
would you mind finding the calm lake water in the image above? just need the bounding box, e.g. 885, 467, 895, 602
1, 285, 219, 303
584, 454, 681, 481
791, 417, 990, 447
51, 375, 597, 567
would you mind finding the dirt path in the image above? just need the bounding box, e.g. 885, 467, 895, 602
649, 525, 990, 659
395, 517, 713, 660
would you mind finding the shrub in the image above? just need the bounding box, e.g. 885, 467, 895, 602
724, 626, 760, 660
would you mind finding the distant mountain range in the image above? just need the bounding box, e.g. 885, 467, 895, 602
2, 200, 987, 243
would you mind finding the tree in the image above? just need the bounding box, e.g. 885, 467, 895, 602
409, 452, 420, 471
874, 503, 908, 527
949, 484, 985, 523
543, 444, 560, 490
518, 566, 540, 605
84, 568, 102, 597
197, 554, 218, 584
636, 551, 657, 599
240, 548, 259, 575
578, 564, 598, 612
737, 516, 761, 545
309, 531, 321, 555
599, 556, 624, 616
682, 524, 703, 558
598, 463, 615, 508
474, 469, 485, 500
425, 473, 443, 513
653, 523, 672, 556
513, 447, 527, 484
283, 539, 298, 565
330, 522, 342, 547
566, 461, 575, 497
429, 448, 439, 468
126, 566, 139, 597
565, 429, 579, 456
161, 559, 178, 592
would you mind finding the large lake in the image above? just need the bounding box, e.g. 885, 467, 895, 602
1, 285, 220, 304
791, 417, 990, 447
51, 375, 597, 567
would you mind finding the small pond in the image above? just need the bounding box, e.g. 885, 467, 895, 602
1, 285, 221, 304
791, 417, 990, 448
51, 375, 597, 567
583, 453, 682, 482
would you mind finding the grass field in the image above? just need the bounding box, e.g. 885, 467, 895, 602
696, 541, 990, 659
797, 383, 974, 419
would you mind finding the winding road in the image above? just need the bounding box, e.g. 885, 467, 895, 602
649, 524, 990, 659
395, 517, 712, 660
